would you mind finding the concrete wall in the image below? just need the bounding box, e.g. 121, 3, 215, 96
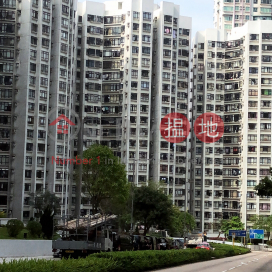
0, 240, 52, 257
0, 218, 17, 226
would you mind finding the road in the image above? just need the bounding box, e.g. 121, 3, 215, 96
153, 251, 272, 272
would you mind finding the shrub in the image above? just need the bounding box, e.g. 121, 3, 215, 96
0, 211, 6, 218
6, 219, 24, 237
0, 256, 116, 272
27, 220, 42, 237
0, 243, 250, 272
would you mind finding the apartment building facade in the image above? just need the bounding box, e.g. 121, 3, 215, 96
214, 0, 272, 33
192, 21, 272, 233
192, 29, 225, 232
74, 0, 191, 215
151, 2, 191, 211
0, 0, 77, 220
0, 0, 192, 220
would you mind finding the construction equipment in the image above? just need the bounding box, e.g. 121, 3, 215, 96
52, 213, 116, 258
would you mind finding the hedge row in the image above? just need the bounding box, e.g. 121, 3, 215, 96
0, 243, 250, 272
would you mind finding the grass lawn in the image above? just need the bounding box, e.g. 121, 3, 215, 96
0, 227, 60, 240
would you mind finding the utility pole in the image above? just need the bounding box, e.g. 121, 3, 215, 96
130, 159, 136, 234
75, 57, 85, 218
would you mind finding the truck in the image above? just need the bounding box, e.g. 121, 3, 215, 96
185, 235, 203, 249
52, 213, 116, 258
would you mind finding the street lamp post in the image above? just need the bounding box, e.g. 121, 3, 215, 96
183, 181, 191, 238
130, 158, 136, 234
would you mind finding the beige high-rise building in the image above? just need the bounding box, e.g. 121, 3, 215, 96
192, 21, 272, 236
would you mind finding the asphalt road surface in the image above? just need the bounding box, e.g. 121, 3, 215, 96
154, 251, 272, 272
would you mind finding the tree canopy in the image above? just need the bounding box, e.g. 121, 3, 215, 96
133, 183, 173, 235
250, 215, 272, 240
169, 206, 196, 237
80, 144, 129, 214
220, 216, 244, 237
29, 190, 61, 218
254, 176, 272, 197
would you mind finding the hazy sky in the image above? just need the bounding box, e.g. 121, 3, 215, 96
78, 0, 214, 37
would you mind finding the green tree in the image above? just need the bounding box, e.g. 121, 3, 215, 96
250, 215, 272, 240
27, 220, 42, 238
218, 219, 230, 238
6, 219, 24, 237
80, 144, 129, 214
254, 176, 272, 197
220, 216, 244, 237
29, 190, 61, 218
40, 206, 54, 239
0, 211, 6, 218
29, 190, 61, 239
169, 206, 196, 237
133, 183, 173, 235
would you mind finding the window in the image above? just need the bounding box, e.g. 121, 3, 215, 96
41, 64, 48, 74
43, 0, 50, 9
261, 8, 271, 13
133, 23, 139, 31
143, 12, 151, 20
32, 10, 38, 19
29, 89, 35, 99
42, 38, 49, 47
143, 23, 151, 32
133, 11, 140, 19
62, 5, 69, 15
39, 117, 46, 126
30, 49, 37, 59
30, 63, 36, 72
26, 156, 32, 165
260, 203, 270, 210
141, 81, 149, 89
142, 35, 150, 42
60, 68, 67, 76
61, 17, 68, 27
29, 76, 36, 85
61, 30, 68, 40
142, 47, 150, 55
40, 77, 48, 86
164, 26, 172, 34
31, 36, 37, 45
31, 23, 38, 33
43, 12, 50, 22
132, 46, 139, 54
42, 24, 50, 34
41, 51, 49, 60
25, 170, 32, 178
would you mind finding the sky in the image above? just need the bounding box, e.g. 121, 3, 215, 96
78, 0, 214, 37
